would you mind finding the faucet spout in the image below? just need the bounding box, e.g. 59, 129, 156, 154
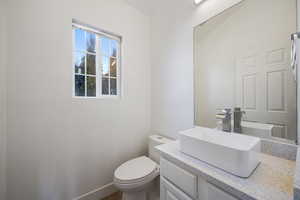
216, 108, 232, 132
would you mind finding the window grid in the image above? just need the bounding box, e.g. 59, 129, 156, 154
72, 24, 121, 98
99, 38, 119, 96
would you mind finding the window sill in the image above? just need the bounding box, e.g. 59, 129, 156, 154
72, 95, 121, 100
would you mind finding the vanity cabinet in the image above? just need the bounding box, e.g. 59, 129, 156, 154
160, 158, 240, 200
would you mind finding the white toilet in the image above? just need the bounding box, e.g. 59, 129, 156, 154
113, 135, 172, 200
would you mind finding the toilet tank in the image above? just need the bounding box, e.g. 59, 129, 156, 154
148, 135, 173, 163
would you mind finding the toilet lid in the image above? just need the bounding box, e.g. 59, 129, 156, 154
114, 156, 158, 183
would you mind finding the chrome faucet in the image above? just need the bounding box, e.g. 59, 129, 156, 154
216, 108, 232, 132
233, 107, 246, 133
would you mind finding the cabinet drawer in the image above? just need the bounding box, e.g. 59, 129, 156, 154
160, 158, 197, 198
161, 177, 193, 200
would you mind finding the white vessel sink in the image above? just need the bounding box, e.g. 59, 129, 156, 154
179, 127, 261, 178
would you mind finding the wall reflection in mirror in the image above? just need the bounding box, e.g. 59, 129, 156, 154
194, 0, 297, 143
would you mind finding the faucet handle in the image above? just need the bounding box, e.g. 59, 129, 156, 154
216, 108, 232, 116
222, 108, 232, 115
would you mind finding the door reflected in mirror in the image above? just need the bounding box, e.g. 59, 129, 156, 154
194, 0, 297, 143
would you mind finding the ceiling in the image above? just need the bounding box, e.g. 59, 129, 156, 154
125, 0, 155, 15
125, 0, 194, 16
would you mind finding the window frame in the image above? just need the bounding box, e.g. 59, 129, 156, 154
72, 21, 122, 99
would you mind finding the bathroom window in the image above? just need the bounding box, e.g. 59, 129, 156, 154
72, 21, 121, 98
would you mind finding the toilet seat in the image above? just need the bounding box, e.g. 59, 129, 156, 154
114, 156, 159, 185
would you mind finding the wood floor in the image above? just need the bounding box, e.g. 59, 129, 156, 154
101, 190, 160, 200
101, 192, 122, 200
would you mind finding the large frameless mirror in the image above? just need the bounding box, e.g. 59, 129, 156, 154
194, 0, 297, 144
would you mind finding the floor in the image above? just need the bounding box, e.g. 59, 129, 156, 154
101, 192, 122, 200
101, 191, 160, 200
102, 180, 160, 200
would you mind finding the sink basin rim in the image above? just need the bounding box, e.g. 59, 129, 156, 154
179, 126, 261, 178
180, 126, 261, 152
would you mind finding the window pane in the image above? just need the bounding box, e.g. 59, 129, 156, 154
110, 78, 117, 95
74, 52, 85, 74
110, 57, 117, 77
87, 76, 96, 97
102, 78, 109, 95
75, 28, 86, 51
102, 56, 109, 76
111, 40, 118, 57
75, 75, 85, 96
86, 31, 96, 53
100, 37, 110, 56
87, 54, 96, 75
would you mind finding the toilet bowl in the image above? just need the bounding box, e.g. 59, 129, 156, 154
113, 135, 172, 200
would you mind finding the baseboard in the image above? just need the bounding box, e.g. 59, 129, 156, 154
73, 182, 118, 200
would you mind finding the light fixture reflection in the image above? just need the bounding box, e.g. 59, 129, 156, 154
194, 0, 204, 5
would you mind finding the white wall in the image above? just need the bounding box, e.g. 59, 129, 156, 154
6, 0, 151, 199
5, 0, 298, 199
150, 0, 243, 139
0, 0, 7, 199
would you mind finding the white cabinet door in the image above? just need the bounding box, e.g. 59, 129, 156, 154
198, 179, 240, 200
206, 183, 239, 200
161, 177, 193, 200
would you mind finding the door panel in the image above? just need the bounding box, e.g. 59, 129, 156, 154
267, 70, 285, 111
243, 74, 257, 110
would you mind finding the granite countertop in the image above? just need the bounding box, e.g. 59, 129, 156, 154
156, 141, 296, 200
293, 148, 300, 200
